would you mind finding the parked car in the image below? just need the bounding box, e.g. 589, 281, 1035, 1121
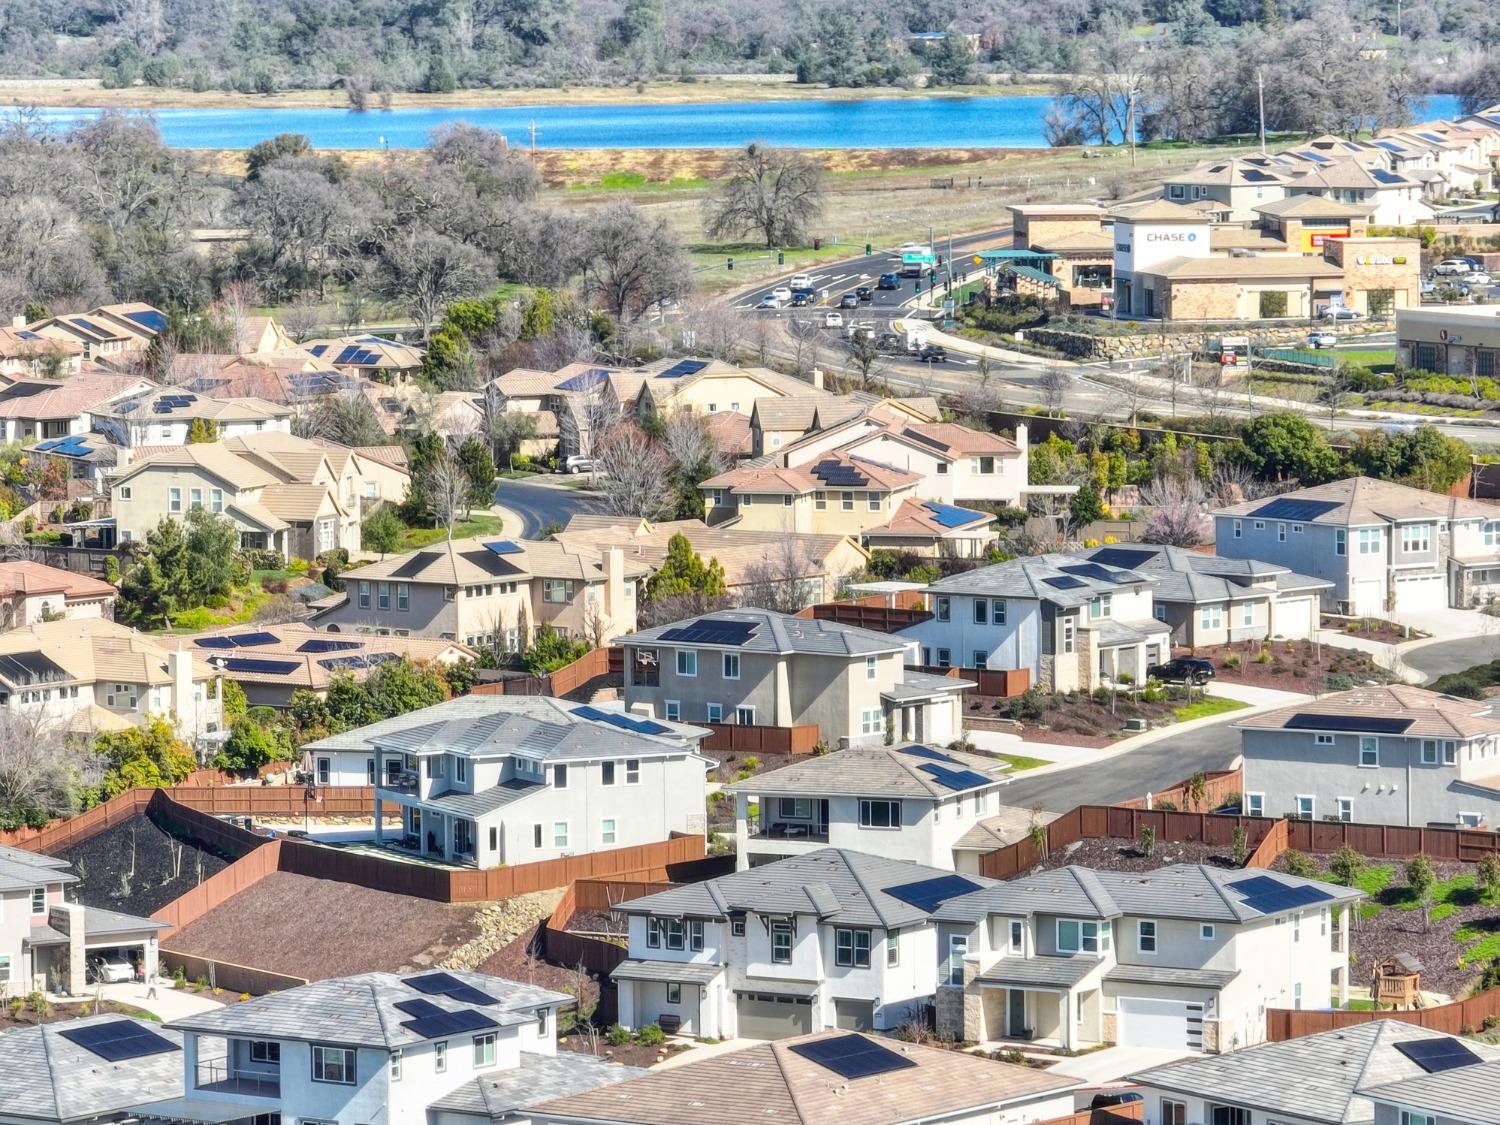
1091, 1092, 1145, 1110
1323, 306, 1364, 321
1306, 330, 1339, 348
1146, 657, 1216, 686
916, 343, 948, 363
1462, 271, 1493, 287
789, 273, 815, 289
877, 273, 901, 290
855, 285, 874, 301
770, 286, 792, 303
839, 292, 860, 308
1433, 259, 1473, 276
88, 953, 135, 984
823, 311, 844, 328
563, 455, 596, 474
1461, 256, 1487, 271
756, 294, 781, 309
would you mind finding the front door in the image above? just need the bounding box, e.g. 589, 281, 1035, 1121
1008, 989, 1027, 1037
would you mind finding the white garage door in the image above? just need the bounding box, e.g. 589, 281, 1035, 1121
1351, 578, 1383, 617
1393, 575, 1446, 613
1117, 998, 1203, 1050
1274, 597, 1314, 640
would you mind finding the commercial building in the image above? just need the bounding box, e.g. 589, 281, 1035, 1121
1397, 304, 1500, 377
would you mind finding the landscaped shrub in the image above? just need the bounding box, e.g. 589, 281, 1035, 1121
606, 1024, 632, 1046
1282, 848, 1318, 878
636, 1023, 667, 1046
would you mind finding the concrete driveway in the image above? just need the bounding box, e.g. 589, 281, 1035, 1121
1048, 1043, 1197, 1086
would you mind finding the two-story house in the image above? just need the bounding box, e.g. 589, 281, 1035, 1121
620, 608, 970, 746
1, 842, 165, 999
0, 322, 83, 379
1130, 1021, 1500, 1125
129, 970, 638, 1125
631, 357, 824, 423
931, 863, 1364, 1053
900, 554, 1172, 693
0, 372, 153, 444
314, 537, 645, 647
726, 744, 1012, 870
1076, 544, 1331, 645
0, 560, 116, 631
28, 303, 166, 360
1213, 477, 1500, 615
836, 421, 1031, 507
485, 363, 630, 460
611, 848, 996, 1039
1236, 684, 1500, 828
0, 1014, 185, 1124
532, 1030, 1084, 1125
699, 453, 923, 535
94, 386, 293, 449
303, 694, 713, 867
0, 619, 223, 741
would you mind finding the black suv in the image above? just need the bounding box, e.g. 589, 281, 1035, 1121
917, 343, 947, 363
877, 273, 900, 290
855, 285, 874, 301
1146, 657, 1215, 686
875, 332, 903, 352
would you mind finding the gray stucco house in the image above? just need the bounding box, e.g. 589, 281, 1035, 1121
1212, 476, 1500, 615
1236, 684, 1500, 828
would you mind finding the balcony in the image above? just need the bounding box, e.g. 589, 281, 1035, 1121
196, 1060, 280, 1098
380, 770, 419, 793
748, 821, 830, 843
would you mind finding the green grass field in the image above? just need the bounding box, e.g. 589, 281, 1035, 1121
1171, 697, 1250, 723
397, 513, 504, 550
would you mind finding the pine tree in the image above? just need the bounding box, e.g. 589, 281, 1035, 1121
187, 417, 218, 443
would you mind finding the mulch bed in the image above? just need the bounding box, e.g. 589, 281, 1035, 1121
1271, 854, 1500, 999
968, 689, 1193, 746
1029, 836, 1239, 874
166, 871, 485, 979
476, 920, 603, 1022
1319, 616, 1429, 645
567, 909, 627, 938
1191, 641, 1398, 691
0, 998, 155, 1031
558, 1033, 693, 1068
54, 815, 232, 916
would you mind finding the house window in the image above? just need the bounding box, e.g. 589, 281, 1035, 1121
1242, 602, 1254, 627
732, 917, 746, 936
543, 579, 572, 603
1210, 1109, 1251, 1125
1292, 523, 1303, 534
779, 798, 812, 819
1232, 519, 1242, 539
722, 652, 739, 679
211, 488, 223, 513
771, 921, 793, 963
865, 655, 877, 681
1056, 919, 1110, 954
859, 707, 882, 736
1200, 605, 1223, 630
676, 650, 697, 677
666, 982, 681, 1004
1422, 739, 1438, 764
783, 494, 793, 508
815, 491, 827, 510
119, 486, 132, 500
473, 1033, 496, 1067
1062, 619, 1076, 655
358, 581, 370, 609
169, 487, 181, 513
552, 822, 569, 848
665, 700, 681, 721
973, 650, 988, 668
992, 599, 1006, 625
552, 765, 567, 789
603, 761, 617, 785
31, 887, 46, 915
935, 648, 951, 668
947, 935, 968, 985
1337, 798, 1353, 822
707, 703, 723, 723
1277, 522, 1286, 542
1336, 529, 1346, 556
1316, 733, 1335, 746
1445, 741, 1457, 765
835, 928, 871, 968
1485, 520, 1500, 548
454, 757, 466, 784
1296, 795, 1315, 820
1359, 737, 1379, 767
1138, 919, 1158, 954
534, 824, 542, 848
625, 757, 639, 785
652, 917, 683, 952
397, 584, 409, 611
973, 598, 988, 624
434, 1042, 447, 1073
886, 933, 899, 966
935, 596, 950, 622
1400, 1114, 1436, 1125
600, 818, 617, 846
378, 582, 390, 610
1358, 528, 1382, 555
841, 491, 853, 511
1162, 1100, 1187, 1125
250, 1041, 280, 1063
736, 705, 755, 725
1090, 594, 1111, 619
1008, 920, 1024, 954
1246, 792, 1264, 817
867, 493, 880, 512
1293, 981, 1303, 1008
1254, 521, 1265, 530
859, 799, 901, 828
1401, 524, 1431, 554
390, 1048, 402, 1082
1201, 924, 1215, 941
689, 919, 704, 951
187, 487, 202, 510
311, 1045, 356, 1085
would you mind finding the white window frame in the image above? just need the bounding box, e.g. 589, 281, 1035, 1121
311, 1045, 356, 1085
1246, 792, 1264, 817
552, 821, 569, 848
859, 798, 901, 828
676, 650, 697, 677
1296, 795, 1315, 820
722, 652, 739, 679
1401, 523, 1431, 554
1009, 919, 1024, 954
1137, 919, 1158, 954
473, 1033, 496, 1067
1359, 737, 1379, 767
1200, 605, 1223, 630
434, 1041, 447, 1073
390, 1048, 402, 1082
1232, 519, 1242, 539
865, 655, 877, 681
947, 934, 968, 985
834, 927, 872, 968
600, 818, 617, 846
1335, 528, 1346, 556
1316, 733, 1335, 746
706, 703, 723, 723
1200, 923, 1215, 941
665, 699, 681, 721
1337, 797, 1353, 822
1421, 739, 1438, 764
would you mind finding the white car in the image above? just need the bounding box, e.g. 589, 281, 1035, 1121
1306, 331, 1338, 348
1432, 259, 1473, 276
822, 311, 844, 328
770, 286, 792, 303
1323, 306, 1364, 321
563, 455, 596, 474
1462, 271, 1493, 287
89, 954, 134, 984
788, 274, 814, 290
756, 294, 781, 309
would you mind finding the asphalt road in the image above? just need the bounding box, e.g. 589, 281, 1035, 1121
1401, 634, 1500, 684
1001, 725, 1243, 813
493, 479, 601, 537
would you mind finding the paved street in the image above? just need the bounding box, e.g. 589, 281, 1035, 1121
493, 479, 601, 538
1402, 634, 1500, 683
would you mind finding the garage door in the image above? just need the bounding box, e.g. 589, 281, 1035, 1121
1117, 998, 1203, 1050
1274, 597, 1314, 640
737, 993, 814, 1039
1394, 575, 1447, 613
1351, 578, 1383, 617
834, 998, 874, 1031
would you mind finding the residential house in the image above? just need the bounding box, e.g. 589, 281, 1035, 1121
726, 744, 1013, 871
94, 387, 293, 450
303, 336, 425, 383
1211, 476, 1500, 614
398, 391, 485, 443
748, 396, 867, 457
531, 1030, 1082, 1125
610, 849, 997, 1038
484, 363, 627, 461
859, 498, 997, 558
0, 323, 83, 380
932, 863, 1364, 1052
699, 452, 924, 536
1130, 1020, 1500, 1125
187, 622, 474, 711
828, 421, 1030, 508
620, 608, 969, 746
0, 560, 116, 630
1075, 544, 1330, 645
0, 619, 223, 740
28, 303, 166, 360
1236, 683, 1500, 828
302, 695, 713, 865
0, 1015, 184, 1123
1, 843, 165, 999
705, 409, 753, 459
1283, 158, 1434, 225
129, 970, 638, 1125
1162, 158, 1294, 222
0, 373, 153, 444
632, 357, 826, 423
900, 554, 1172, 693
313, 537, 646, 647
556, 515, 868, 605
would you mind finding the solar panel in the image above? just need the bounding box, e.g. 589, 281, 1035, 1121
1242, 169, 1276, 182
308, 344, 329, 356
335, 345, 364, 365
1227, 874, 1334, 916
1060, 562, 1130, 583
482, 540, 525, 556
919, 763, 992, 790
194, 637, 238, 650
923, 502, 984, 529
391, 551, 441, 580
219, 657, 300, 675
298, 638, 362, 653
1088, 547, 1159, 570
59, 1020, 177, 1062
788, 1034, 918, 1080
404, 972, 497, 1006
0, 652, 70, 685
659, 359, 708, 379
1250, 498, 1342, 522
70, 317, 108, 335
658, 619, 756, 646
393, 998, 445, 1018
230, 631, 281, 648
1042, 575, 1087, 589
123, 309, 168, 332
402, 1009, 500, 1038
812, 460, 868, 486
1372, 168, 1405, 184
884, 874, 983, 913
897, 745, 961, 765
571, 706, 670, 736
1284, 713, 1413, 734
1394, 1038, 1482, 1073
557, 368, 611, 393
902, 428, 951, 452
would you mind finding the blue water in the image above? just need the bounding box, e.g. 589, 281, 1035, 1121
21, 93, 1464, 150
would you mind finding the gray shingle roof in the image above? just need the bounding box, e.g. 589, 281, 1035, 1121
882, 671, 974, 702
923, 553, 1156, 607
1361, 1058, 1500, 1125
611, 960, 724, 985
935, 863, 1364, 925
165, 970, 571, 1049
1076, 545, 1331, 605
1131, 1020, 1500, 1124
1104, 964, 1239, 989
724, 745, 1009, 800
419, 778, 545, 817
977, 957, 1100, 988
0, 1015, 183, 1123
618, 848, 996, 929
428, 1052, 646, 1119
0, 844, 77, 891
84, 904, 170, 936
623, 609, 906, 657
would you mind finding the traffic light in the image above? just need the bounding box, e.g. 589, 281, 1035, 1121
929, 269, 937, 284
776, 250, 784, 265
726, 257, 734, 271
914, 279, 922, 294
865, 243, 872, 256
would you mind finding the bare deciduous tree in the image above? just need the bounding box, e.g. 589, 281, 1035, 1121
703, 144, 825, 248
738, 539, 816, 615
594, 424, 676, 521
662, 410, 725, 483
560, 377, 622, 464
1140, 475, 1211, 547
580, 202, 692, 324
1038, 367, 1070, 417
426, 449, 471, 539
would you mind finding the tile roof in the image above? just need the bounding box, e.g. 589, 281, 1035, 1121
1213, 475, 1495, 524
725, 745, 1009, 800
0, 327, 82, 360
624, 608, 906, 657
1148, 255, 1345, 280
332, 535, 649, 589
115, 442, 281, 490
0, 619, 216, 691
0, 560, 115, 601
952, 805, 1040, 852
617, 848, 996, 929
901, 422, 1019, 455
922, 552, 1155, 605
429, 1052, 645, 1118
701, 450, 920, 495
1235, 684, 1500, 740
1109, 198, 1209, 223
533, 1031, 1081, 1125
611, 960, 725, 985
0, 373, 149, 419
1252, 194, 1376, 219
190, 623, 473, 692
0, 1015, 184, 1122
1131, 1020, 1500, 1125
1361, 1058, 1500, 1125
864, 497, 993, 540
977, 956, 1100, 988
1104, 963, 1239, 988
705, 410, 753, 456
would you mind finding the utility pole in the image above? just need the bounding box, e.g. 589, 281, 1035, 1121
529, 119, 539, 156
1128, 89, 1137, 168
1257, 68, 1266, 154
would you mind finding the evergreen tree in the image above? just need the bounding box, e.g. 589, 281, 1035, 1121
362, 505, 404, 558
644, 533, 727, 601
187, 417, 218, 443
118, 518, 194, 628
456, 436, 496, 518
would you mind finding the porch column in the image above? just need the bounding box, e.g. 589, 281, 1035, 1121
1059, 993, 1072, 1050
372, 749, 384, 844
1337, 909, 1349, 1006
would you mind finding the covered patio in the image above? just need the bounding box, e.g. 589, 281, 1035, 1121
972, 957, 1104, 1050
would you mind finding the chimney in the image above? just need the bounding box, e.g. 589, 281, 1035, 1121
606, 547, 626, 634
811, 367, 824, 391
1015, 421, 1029, 456
11, 315, 25, 329
168, 648, 195, 738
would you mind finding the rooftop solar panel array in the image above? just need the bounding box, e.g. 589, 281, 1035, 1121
404, 971, 498, 1006
1250, 498, 1342, 522
1041, 575, 1087, 590
657, 619, 757, 647
217, 657, 301, 675
401, 1008, 500, 1039
123, 309, 169, 333
334, 345, 386, 366
1393, 1038, 1482, 1073
35, 435, 92, 456
557, 368, 612, 392
1060, 562, 1132, 583
1227, 874, 1334, 916
482, 540, 525, 556
885, 874, 983, 913
811, 459, 870, 487
152, 393, 199, 414
571, 704, 671, 736
919, 763, 992, 791
897, 745, 961, 766
58, 1020, 177, 1062
318, 652, 403, 673
922, 502, 985, 529
788, 1034, 918, 1079
1371, 168, 1406, 184
0, 652, 70, 686
659, 359, 708, 379
1088, 547, 1159, 570
1284, 712, 1414, 735
297, 638, 363, 654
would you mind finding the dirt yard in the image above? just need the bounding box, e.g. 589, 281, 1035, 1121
54, 815, 232, 916
1319, 616, 1430, 645
1192, 640, 1399, 692
165, 871, 486, 979
1029, 836, 1239, 874
969, 688, 1244, 747
0, 998, 158, 1031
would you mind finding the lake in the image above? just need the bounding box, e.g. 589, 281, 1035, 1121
22, 93, 1464, 151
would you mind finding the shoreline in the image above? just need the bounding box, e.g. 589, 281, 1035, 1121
0, 78, 1055, 112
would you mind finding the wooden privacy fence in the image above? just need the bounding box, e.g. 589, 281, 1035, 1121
807, 602, 932, 632
1, 789, 153, 851
910, 664, 1030, 698
153, 838, 282, 938
700, 722, 821, 755
1245, 818, 1290, 870
573, 877, 678, 912
1285, 819, 1500, 863
1267, 985, 1500, 1040
544, 877, 678, 976
158, 950, 309, 997
1116, 768, 1244, 812
147, 790, 273, 860
472, 647, 622, 698
1035, 1104, 1144, 1125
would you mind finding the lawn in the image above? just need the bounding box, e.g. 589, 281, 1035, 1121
991, 751, 1049, 772
1336, 347, 1396, 372
1171, 696, 1250, 723
397, 513, 504, 550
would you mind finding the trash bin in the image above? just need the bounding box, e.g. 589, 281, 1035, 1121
813, 237, 822, 250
